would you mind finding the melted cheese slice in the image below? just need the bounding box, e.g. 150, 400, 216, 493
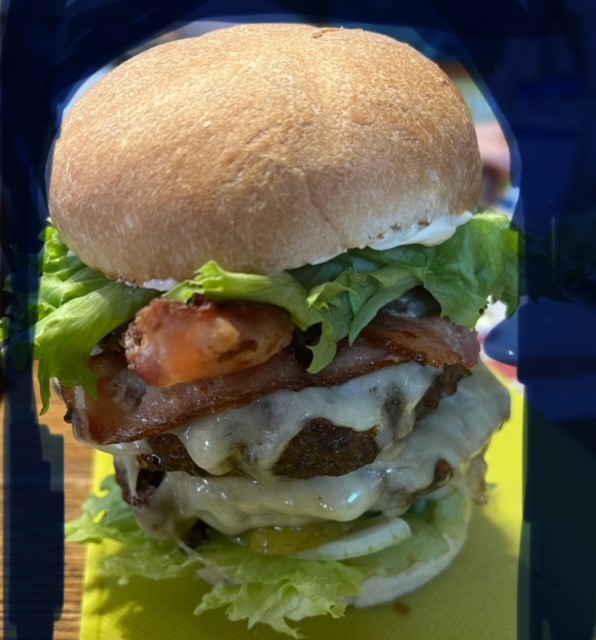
174, 361, 437, 476
114, 362, 510, 539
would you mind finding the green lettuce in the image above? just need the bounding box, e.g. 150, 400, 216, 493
166, 212, 519, 372
65, 475, 197, 581
12, 211, 517, 409
67, 475, 468, 636
33, 227, 159, 411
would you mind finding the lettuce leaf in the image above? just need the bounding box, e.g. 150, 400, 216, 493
167, 212, 519, 371
65, 476, 197, 582
193, 549, 362, 636
67, 475, 468, 637
34, 227, 159, 411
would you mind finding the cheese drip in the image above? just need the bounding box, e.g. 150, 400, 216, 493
174, 361, 436, 476
114, 362, 509, 539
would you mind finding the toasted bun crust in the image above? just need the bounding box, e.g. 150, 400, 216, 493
49, 23, 481, 284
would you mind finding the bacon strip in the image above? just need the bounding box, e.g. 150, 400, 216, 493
63, 314, 479, 446
361, 308, 479, 369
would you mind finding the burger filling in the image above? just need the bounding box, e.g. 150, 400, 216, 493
61, 289, 510, 554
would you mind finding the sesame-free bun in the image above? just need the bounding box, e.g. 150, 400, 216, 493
49, 23, 481, 284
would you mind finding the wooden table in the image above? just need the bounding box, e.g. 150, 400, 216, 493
2, 381, 95, 640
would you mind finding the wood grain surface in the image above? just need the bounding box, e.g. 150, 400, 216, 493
2, 382, 95, 640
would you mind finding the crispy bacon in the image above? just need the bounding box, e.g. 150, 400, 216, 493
360, 308, 479, 369
63, 312, 479, 446
63, 351, 303, 445
125, 297, 293, 386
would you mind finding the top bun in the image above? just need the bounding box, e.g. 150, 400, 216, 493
49, 23, 481, 284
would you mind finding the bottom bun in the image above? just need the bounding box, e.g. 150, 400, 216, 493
351, 521, 468, 607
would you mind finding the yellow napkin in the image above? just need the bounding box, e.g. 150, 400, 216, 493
80, 379, 523, 640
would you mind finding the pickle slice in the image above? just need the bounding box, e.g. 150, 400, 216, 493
238, 521, 353, 556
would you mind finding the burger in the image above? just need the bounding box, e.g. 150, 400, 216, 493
36, 23, 518, 635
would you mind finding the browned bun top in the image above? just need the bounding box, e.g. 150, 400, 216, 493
49, 23, 481, 284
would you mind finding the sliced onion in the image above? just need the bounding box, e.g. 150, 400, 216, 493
293, 517, 411, 561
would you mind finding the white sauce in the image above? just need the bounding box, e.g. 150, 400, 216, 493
367, 211, 473, 251
141, 277, 180, 291
310, 211, 473, 264
114, 362, 510, 538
